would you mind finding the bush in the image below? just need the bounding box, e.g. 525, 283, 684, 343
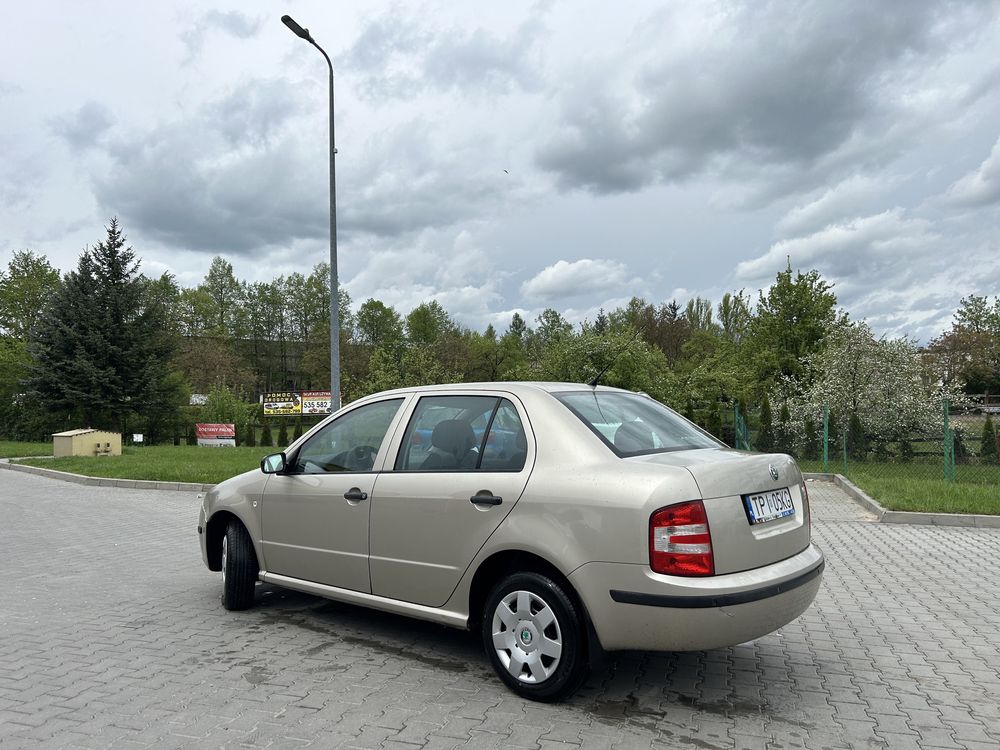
983, 415, 997, 464
847, 413, 867, 461
293, 418, 303, 442
186, 422, 197, 446
261, 421, 273, 448
899, 438, 914, 462
277, 420, 289, 447
757, 396, 774, 452
775, 403, 794, 455
803, 417, 819, 460
245, 420, 256, 448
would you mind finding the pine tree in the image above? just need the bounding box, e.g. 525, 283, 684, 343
293, 418, 303, 442
261, 420, 273, 447
245, 420, 256, 447
26, 219, 178, 432
982, 414, 997, 464
277, 419, 289, 447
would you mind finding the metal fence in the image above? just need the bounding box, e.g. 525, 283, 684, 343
716, 400, 1000, 491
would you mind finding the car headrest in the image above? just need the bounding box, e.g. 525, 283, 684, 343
613, 420, 655, 453
431, 419, 476, 457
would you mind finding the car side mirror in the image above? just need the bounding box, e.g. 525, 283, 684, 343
261, 452, 287, 474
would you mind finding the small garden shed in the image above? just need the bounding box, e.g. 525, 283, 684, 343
52, 429, 122, 457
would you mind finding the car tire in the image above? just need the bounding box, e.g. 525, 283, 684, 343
221, 520, 258, 611
482, 571, 589, 701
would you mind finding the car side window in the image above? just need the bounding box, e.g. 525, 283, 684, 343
394, 396, 528, 472
479, 400, 528, 471
292, 398, 404, 474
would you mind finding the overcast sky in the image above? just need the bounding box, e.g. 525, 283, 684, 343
2, 0, 999, 342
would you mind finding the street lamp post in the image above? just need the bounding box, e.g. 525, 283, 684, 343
281, 14, 340, 411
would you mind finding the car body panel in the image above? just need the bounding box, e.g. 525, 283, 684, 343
569, 544, 824, 651
629, 449, 810, 574
259, 471, 377, 591
199, 381, 824, 655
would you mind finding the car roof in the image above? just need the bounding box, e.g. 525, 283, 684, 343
361, 381, 633, 400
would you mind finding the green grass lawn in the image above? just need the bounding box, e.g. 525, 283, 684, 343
8, 442, 998, 513
799, 459, 1000, 515
0, 440, 55, 458
14, 445, 276, 485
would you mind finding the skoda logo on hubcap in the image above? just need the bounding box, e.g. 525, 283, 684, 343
769, 463, 779, 481
520, 629, 532, 645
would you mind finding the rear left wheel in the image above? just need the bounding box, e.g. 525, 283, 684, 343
481, 571, 588, 701
221, 520, 258, 611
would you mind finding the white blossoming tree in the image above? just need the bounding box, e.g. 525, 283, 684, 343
771, 322, 967, 457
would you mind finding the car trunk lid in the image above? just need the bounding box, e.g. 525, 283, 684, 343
633, 448, 811, 575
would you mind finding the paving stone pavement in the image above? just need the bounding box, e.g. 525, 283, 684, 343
1, 471, 998, 750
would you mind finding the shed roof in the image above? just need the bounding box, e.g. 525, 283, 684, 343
52, 428, 97, 437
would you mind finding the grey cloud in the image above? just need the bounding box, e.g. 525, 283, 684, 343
338, 122, 515, 239
87, 80, 511, 257
206, 79, 310, 147
739, 206, 1000, 341
945, 135, 1000, 207
344, 229, 503, 326
775, 175, 899, 237
50, 101, 114, 151
736, 209, 938, 283
339, 10, 544, 100
182, 10, 263, 61
520, 258, 633, 301
92, 79, 325, 255
536, 1, 995, 197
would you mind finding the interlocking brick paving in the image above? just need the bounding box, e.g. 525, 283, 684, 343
1, 472, 997, 749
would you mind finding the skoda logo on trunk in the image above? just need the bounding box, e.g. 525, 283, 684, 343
768, 464, 779, 481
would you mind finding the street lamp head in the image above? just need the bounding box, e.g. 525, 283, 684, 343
281, 15, 312, 42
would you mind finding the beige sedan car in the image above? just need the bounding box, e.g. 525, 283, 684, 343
198, 383, 823, 701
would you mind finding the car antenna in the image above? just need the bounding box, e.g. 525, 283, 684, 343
588, 329, 643, 388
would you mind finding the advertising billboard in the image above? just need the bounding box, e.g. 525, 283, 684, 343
196, 423, 236, 448
262, 391, 301, 416
263, 391, 334, 416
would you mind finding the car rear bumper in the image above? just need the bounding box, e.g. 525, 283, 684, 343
569, 544, 824, 652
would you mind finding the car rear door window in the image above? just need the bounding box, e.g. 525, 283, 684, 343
394, 395, 526, 472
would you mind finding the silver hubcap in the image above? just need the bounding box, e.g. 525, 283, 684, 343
221, 535, 228, 584
492, 590, 562, 684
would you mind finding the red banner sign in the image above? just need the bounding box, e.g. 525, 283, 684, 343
196, 423, 236, 439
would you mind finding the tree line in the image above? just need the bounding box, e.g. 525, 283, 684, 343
1, 219, 998, 456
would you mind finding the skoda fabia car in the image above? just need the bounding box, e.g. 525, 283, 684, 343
198, 383, 823, 701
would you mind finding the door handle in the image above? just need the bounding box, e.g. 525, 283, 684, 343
470, 492, 502, 506
344, 488, 368, 502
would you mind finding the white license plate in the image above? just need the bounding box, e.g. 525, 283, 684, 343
743, 487, 795, 525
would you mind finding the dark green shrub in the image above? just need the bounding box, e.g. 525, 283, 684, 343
277, 420, 289, 447
982, 415, 997, 464
261, 420, 273, 448
757, 396, 774, 452
847, 413, 867, 461
803, 417, 819, 460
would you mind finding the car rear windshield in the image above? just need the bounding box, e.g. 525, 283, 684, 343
555, 391, 723, 457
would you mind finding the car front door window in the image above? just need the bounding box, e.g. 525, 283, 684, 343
293, 398, 404, 473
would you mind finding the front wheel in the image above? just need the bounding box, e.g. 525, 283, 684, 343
221, 521, 258, 611
482, 572, 589, 701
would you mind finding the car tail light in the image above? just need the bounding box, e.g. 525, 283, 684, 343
649, 501, 714, 576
